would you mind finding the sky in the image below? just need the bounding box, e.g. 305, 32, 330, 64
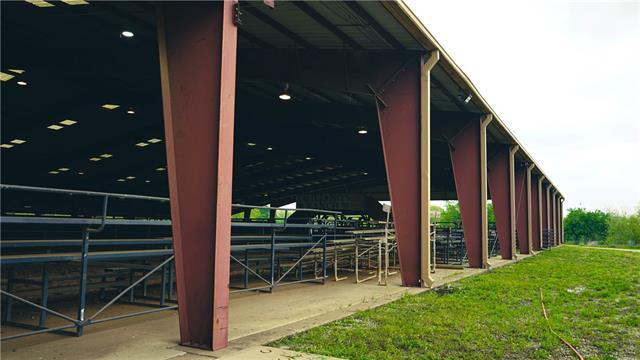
405, 0, 640, 214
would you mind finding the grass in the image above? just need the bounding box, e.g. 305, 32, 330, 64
272, 247, 640, 359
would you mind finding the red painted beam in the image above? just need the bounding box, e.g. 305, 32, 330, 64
541, 184, 548, 237
450, 121, 483, 268
487, 146, 512, 259
530, 174, 541, 251
377, 57, 422, 286
514, 165, 529, 253
157, 1, 237, 350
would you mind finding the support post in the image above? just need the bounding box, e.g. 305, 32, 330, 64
538, 176, 546, 248
509, 145, 520, 257
545, 183, 552, 246
157, 1, 237, 350
487, 145, 513, 259
480, 115, 493, 268
449, 114, 492, 268
376, 57, 420, 286
526, 164, 535, 253
514, 162, 528, 254
531, 173, 541, 251
420, 50, 439, 288
552, 190, 559, 246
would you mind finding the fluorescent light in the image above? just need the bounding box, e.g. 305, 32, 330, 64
267, 147, 273, 151
47, 124, 63, 130
117, 178, 126, 182
101, 104, 120, 110
59, 119, 77, 126
121, 30, 134, 38
61, 0, 89, 5
156, 167, 166, 171
305, 157, 312, 160
17, 81, 27, 86
58, 168, 70, 172
25, 0, 55, 8
100, 153, 112, 158
0, 72, 15, 81
136, 142, 149, 147
357, 129, 368, 134
78, 172, 84, 175
247, 142, 256, 146
8, 69, 25, 74
89, 157, 101, 161
147, 138, 162, 143
49, 171, 59, 174
126, 176, 135, 180
464, 94, 473, 104
127, 108, 135, 115
1, 144, 14, 149
145, 180, 151, 183
10, 139, 26, 144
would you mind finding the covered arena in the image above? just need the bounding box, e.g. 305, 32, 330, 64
1, 0, 564, 357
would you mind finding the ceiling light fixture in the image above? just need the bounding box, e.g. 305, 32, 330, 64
136, 142, 149, 147
61, 0, 89, 5
49, 171, 60, 174
58, 168, 70, 172
279, 83, 291, 101
26, 0, 55, 8
10, 139, 26, 144
147, 138, 162, 143
247, 142, 256, 146
1, 144, 14, 149
145, 180, 151, 183
59, 119, 77, 126
47, 124, 63, 130
126, 176, 135, 180
127, 108, 135, 115
357, 129, 368, 135
100, 153, 112, 158
305, 157, 312, 160
266, 147, 273, 151
0, 72, 15, 81
121, 30, 134, 38
78, 171, 84, 175
156, 167, 166, 171
17, 81, 27, 86
101, 104, 120, 110
8, 69, 25, 74
89, 157, 102, 162
117, 178, 126, 182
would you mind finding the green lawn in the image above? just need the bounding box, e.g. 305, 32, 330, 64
272, 247, 640, 359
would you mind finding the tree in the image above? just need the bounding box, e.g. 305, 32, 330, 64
564, 208, 609, 244
605, 209, 640, 247
439, 201, 461, 224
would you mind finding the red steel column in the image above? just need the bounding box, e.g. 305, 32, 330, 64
449, 115, 491, 268
487, 146, 513, 259
552, 190, 558, 246
530, 174, 541, 251
514, 165, 529, 253
377, 57, 422, 286
157, 1, 237, 350
541, 181, 548, 245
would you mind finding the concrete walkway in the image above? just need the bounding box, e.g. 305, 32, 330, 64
1, 254, 532, 360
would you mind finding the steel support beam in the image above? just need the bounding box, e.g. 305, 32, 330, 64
514, 162, 529, 254
531, 173, 541, 251
526, 164, 535, 253
487, 145, 514, 259
450, 115, 492, 268
376, 56, 422, 286
157, 1, 237, 350
509, 145, 520, 257
539, 176, 546, 247
545, 184, 552, 245
420, 51, 440, 287
552, 190, 559, 246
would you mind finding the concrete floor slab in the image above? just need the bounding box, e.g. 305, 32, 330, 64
1, 254, 532, 360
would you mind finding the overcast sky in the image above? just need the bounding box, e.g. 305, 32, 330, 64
405, 0, 639, 214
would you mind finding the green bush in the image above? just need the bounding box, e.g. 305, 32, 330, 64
564, 208, 609, 244
604, 210, 640, 247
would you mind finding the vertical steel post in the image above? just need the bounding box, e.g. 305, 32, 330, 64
509, 145, 520, 257
76, 230, 90, 336
545, 184, 552, 246
157, 1, 237, 350
526, 164, 535, 253
487, 145, 513, 259
39, 264, 49, 328
538, 176, 545, 248
514, 163, 528, 254
376, 56, 422, 286
530, 174, 541, 251
420, 50, 439, 287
